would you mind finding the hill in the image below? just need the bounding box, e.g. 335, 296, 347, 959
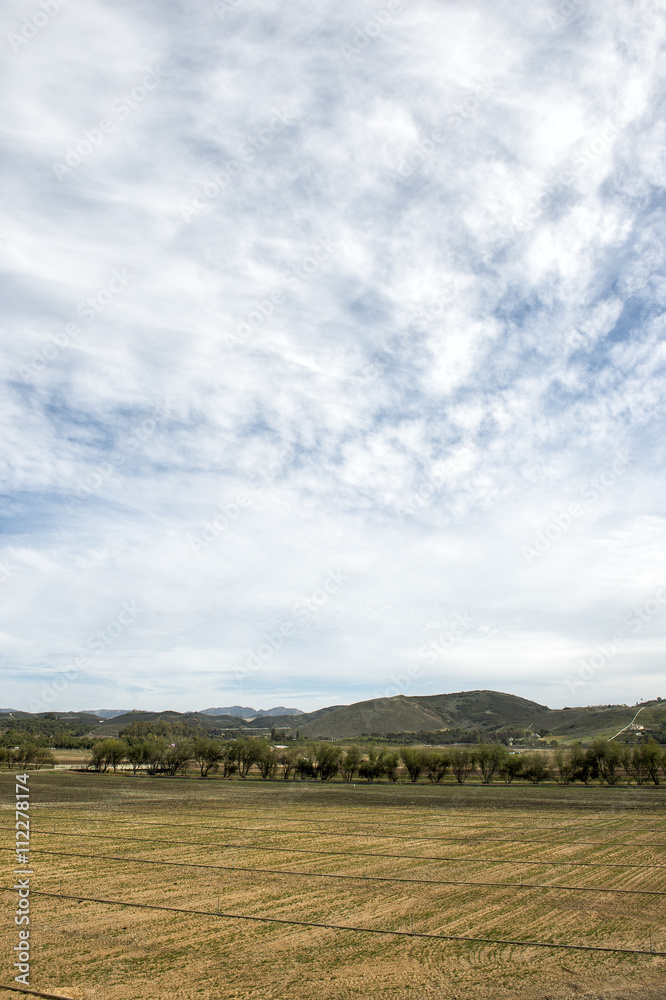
201, 706, 304, 719
296, 690, 549, 739
1, 693, 664, 743
92, 710, 249, 737
542, 700, 666, 740
82, 709, 132, 719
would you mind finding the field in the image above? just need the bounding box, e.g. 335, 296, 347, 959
1, 772, 665, 1000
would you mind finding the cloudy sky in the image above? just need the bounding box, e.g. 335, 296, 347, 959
1, 0, 665, 715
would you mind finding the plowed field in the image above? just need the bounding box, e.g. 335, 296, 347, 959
1, 773, 665, 999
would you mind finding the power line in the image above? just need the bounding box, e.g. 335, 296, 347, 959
1, 886, 662, 957
0, 985, 78, 1000
12, 846, 666, 895
11, 827, 665, 869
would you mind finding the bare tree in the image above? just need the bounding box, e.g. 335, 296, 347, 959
474, 744, 506, 784
193, 737, 225, 778
450, 748, 475, 784
340, 745, 363, 782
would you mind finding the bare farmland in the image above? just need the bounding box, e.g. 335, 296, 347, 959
1, 773, 665, 1000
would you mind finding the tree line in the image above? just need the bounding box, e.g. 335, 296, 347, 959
0, 743, 57, 768
82, 735, 666, 785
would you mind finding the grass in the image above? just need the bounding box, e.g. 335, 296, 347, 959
0, 772, 665, 999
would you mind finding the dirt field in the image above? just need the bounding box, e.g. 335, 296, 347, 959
1, 772, 665, 1000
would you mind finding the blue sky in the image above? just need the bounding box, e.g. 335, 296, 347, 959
1, 0, 665, 714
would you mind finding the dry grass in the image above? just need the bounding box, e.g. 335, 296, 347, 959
1, 772, 665, 999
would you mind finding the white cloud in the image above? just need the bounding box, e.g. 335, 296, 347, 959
1, 0, 665, 713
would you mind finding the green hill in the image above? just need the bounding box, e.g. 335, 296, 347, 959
2, 693, 664, 743
297, 690, 549, 739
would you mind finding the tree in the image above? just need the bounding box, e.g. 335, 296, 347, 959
86, 738, 128, 773
589, 739, 623, 785
623, 744, 649, 785
126, 742, 147, 775
32, 748, 56, 769
14, 742, 38, 768
641, 739, 662, 785
520, 752, 550, 784
474, 744, 506, 784
296, 750, 315, 779
104, 739, 129, 773
379, 750, 400, 782
145, 737, 169, 774
450, 748, 475, 784
498, 754, 523, 784
162, 741, 193, 776
400, 747, 425, 783
568, 743, 594, 784
227, 738, 262, 778
312, 743, 342, 781
193, 737, 225, 778
359, 747, 383, 783
552, 746, 576, 785
340, 745, 363, 782
256, 744, 279, 780
276, 746, 298, 780
423, 750, 450, 783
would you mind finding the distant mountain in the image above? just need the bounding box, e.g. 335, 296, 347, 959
3, 692, 663, 743
201, 706, 304, 719
83, 709, 133, 719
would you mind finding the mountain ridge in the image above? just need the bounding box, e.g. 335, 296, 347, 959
1, 691, 663, 742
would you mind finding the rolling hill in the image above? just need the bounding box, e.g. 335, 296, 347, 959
201, 706, 305, 719
295, 690, 550, 738
1, 692, 663, 742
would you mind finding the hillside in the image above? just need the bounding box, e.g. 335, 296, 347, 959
2, 693, 663, 743
93, 710, 249, 737
201, 706, 304, 719
542, 700, 666, 740
296, 690, 548, 739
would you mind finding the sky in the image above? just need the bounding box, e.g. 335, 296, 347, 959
1, 0, 666, 715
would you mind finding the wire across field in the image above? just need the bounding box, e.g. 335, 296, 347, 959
0, 773, 664, 1000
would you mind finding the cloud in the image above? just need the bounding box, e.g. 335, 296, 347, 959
1, 0, 665, 712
